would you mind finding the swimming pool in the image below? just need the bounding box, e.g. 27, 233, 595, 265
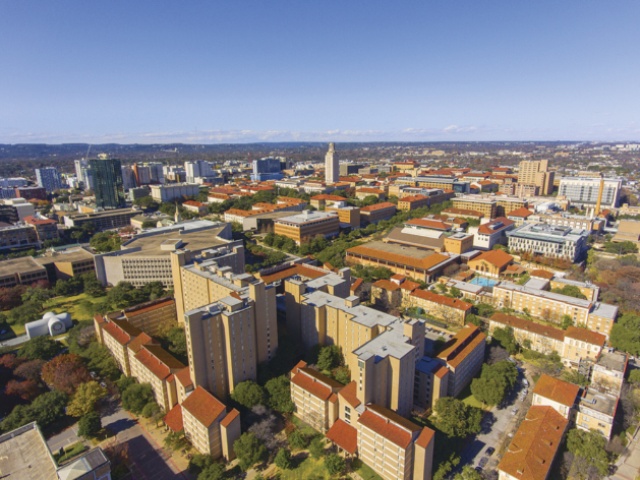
468, 276, 499, 287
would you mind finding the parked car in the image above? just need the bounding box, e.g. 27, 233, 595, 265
486, 447, 495, 456
479, 457, 489, 468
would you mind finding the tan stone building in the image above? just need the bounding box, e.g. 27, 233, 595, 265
468, 250, 514, 278
517, 160, 555, 195
452, 196, 497, 218
531, 374, 580, 419
0, 256, 48, 288
576, 388, 618, 441
35, 246, 96, 282
488, 313, 565, 356
290, 361, 342, 432
407, 289, 472, 326
436, 325, 486, 397
360, 202, 397, 225
273, 210, 340, 244
130, 344, 185, 412
180, 386, 241, 460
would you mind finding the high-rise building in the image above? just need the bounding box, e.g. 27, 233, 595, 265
325, 143, 339, 184
558, 177, 621, 209
251, 158, 283, 181
90, 157, 126, 209
35, 167, 62, 192
121, 165, 137, 190
517, 160, 555, 195
185, 160, 216, 183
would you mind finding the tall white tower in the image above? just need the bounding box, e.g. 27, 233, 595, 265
325, 142, 339, 184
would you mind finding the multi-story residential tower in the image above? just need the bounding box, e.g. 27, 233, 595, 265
517, 160, 555, 195
35, 167, 62, 192
89, 157, 126, 209
558, 177, 621, 209
325, 142, 339, 184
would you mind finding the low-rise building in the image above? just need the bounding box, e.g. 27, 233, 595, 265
397, 191, 453, 211
591, 351, 628, 396
130, 344, 185, 412
0, 223, 39, 251
506, 207, 533, 227
576, 388, 618, 441
273, 210, 340, 245
453, 196, 497, 219
531, 374, 580, 419
63, 207, 140, 232
346, 241, 457, 283
468, 249, 514, 278
0, 256, 48, 288
498, 406, 569, 480
360, 202, 397, 225
407, 289, 473, 326
150, 183, 200, 202
471, 217, 515, 250
290, 361, 342, 432
488, 313, 565, 356
506, 223, 589, 262
23, 215, 59, 243
182, 200, 208, 215
35, 245, 96, 282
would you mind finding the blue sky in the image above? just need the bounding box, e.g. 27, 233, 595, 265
1, 1, 639, 143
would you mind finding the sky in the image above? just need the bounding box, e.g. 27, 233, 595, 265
1, 1, 639, 144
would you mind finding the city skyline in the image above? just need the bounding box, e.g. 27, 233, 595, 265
1, 1, 640, 144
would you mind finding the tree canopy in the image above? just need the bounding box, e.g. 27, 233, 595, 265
121, 383, 155, 414
233, 432, 267, 471
471, 360, 518, 406
90, 231, 122, 253
610, 313, 640, 356
434, 397, 483, 438
19, 336, 64, 361
316, 345, 343, 372
231, 381, 266, 409
264, 375, 295, 413
67, 381, 107, 417
566, 428, 610, 476
41, 354, 91, 395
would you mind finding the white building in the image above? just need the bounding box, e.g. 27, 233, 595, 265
325, 143, 339, 184
506, 223, 588, 262
558, 177, 622, 208
150, 183, 200, 203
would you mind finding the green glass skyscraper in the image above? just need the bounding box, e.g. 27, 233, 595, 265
89, 158, 126, 209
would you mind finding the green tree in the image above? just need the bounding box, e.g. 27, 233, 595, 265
629, 369, 640, 384
471, 361, 518, 406
603, 240, 638, 255
454, 465, 484, 480
198, 463, 225, 480
265, 376, 294, 413
233, 432, 267, 470
449, 286, 462, 298
116, 375, 136, 393
566, 428, 610, 476
552, 285, 588, 300
141, 401, 162, 419
90, 231, 122, 253
610, 313, 640, 356
78, 412, 102, 438
274, 448, 293, 470
434, 398, 482, 438
287, 430, 309, 450
82, 273, 105, 297
308, 436, 325, 458
333, 366, 351, 385
561, 314, 574, 330
164, 430, 187, 451
317, 345, 343, 372
231, 381, 266, 409
55, 276, 84, 296
122, 383, 154, 414
475, 303, 495, 317
325, 453, 346, 476
67, 381, 107, 417
19, 336, 63, 360
492, 326, 518, 354
161, 327, 188, 365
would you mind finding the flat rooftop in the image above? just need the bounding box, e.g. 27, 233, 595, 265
0, 256, 46, 277
353, 319, 416, 361
303, 289, 397, 329
495, 281, 593, 309
274, 210, 338, 225
0, 422, 57, 479
119, 223, 230, 256
36, 246, 95, 265
596, 351, 627, 373
579, 389, 618, 416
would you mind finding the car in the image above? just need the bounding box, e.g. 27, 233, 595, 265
486, 447, 495, 456
512, 407, 519, 415
475, 466, 483, 473
479, 457, 489, 468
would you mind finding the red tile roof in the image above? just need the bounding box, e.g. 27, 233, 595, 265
405, 218, 451, 230
175, 367, 193, 389
399, 194, 430, 203
564, 326, 606, 347
347, 245, 450, 272
338, 381, 361, 409
311, 194, 346, 201
414, 427, 436, 449
437, 325, 486, 368
290, 367, 342, 401
23, 215, 56, 225
357, 405, 421, 449
507, 207, 533, 218
220, 408, 240, 428
490, 313, 565, 341
470, 249, 514, 269
530, 269, 554, 279
498, 406, 568, 480
181, 386, 227, 427
360, 202, 396, 212
400, 280, 421, 292
124, 298, 175, 317
372, 279, 400, 291
350, 277, 364, 292
127, 332, 155, 354
101, 320, 134, 346
326, 419, 358, 454
134, 345, 185, 381
163, 404, 184, 432
410, 289, 473, 311
477, 217, 514, 235
532, 374, 580, 407
260, 264, 327, 284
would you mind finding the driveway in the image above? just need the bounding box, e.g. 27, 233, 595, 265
459, 366, 532, 477
102, 406, 187, 480
47, 423, 81, 454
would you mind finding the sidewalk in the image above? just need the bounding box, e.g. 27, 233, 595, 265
608, 426, 640, 480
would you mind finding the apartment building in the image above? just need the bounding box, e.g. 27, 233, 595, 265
467, 250, 514, 278
177, 386, 241, 460
110, 297, 178, 337
290, 360, 342, 432
591, 351, 628, 396
356, 405, 434, 480
273, 210, 340, 244
346, 241, 457, 283
171, 250, 277, 364
95, 220, 242, 287
23, 215, 59, 243
505, 207, 533, 227
436, 325, 486, 397
150, 183, 200, 202
517, 160, 555, 195
491, 281, 617, 338
0, 256, 48, 288
498, 406, 568, 480
407, 289, 473, 326
531, 374, 579, 419
414, 358, 449, 410
397, 190, 454, 211
471, 217, 515, 250
360, 202, 397, 225
130, 344, 185, 412
558, 177, 621, 208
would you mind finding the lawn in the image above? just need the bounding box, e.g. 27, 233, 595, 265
355, 460, 383, 480
43, 293, 104, 322
459, 384, 489, 411
291, 416, 322, 438
278, 455, 331, 480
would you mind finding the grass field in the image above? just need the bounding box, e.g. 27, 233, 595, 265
278, 455, 331, 480
43, 293, 104, 322
459, 384, 489, 410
